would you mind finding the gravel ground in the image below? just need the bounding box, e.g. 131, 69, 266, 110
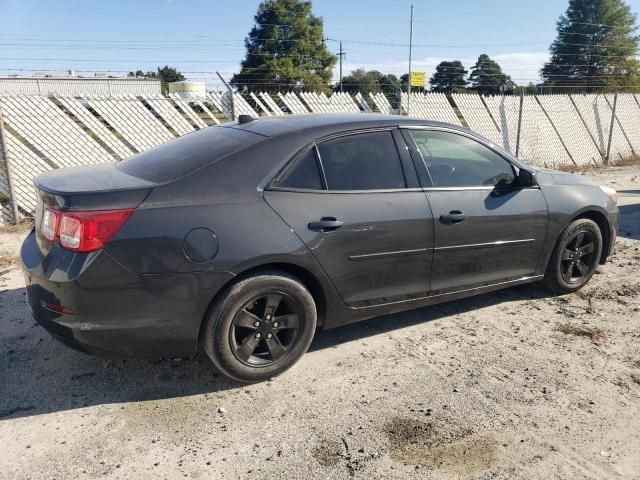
1, 167, 639, 479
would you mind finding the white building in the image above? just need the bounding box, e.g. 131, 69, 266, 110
0, 76, 161, 96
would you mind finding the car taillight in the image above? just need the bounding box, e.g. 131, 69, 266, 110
43, 208, 133, 252
41, 209, 60, 242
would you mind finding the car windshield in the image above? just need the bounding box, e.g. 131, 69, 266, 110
116, 126, 263, 183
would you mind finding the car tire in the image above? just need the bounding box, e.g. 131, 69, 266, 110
543, 218, 603, 294
203, 271, 317, 383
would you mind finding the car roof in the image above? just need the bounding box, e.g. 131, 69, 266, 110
225, 113, 463, 138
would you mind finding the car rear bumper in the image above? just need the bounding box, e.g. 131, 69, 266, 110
21, 230, 234, 358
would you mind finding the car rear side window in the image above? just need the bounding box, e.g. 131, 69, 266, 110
278, 148, 323, 190
408, 130, 515, 188
116, 127, 263, 183
317, 131, 406, 190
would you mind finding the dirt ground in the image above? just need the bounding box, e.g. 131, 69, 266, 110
1, 167, 639, 479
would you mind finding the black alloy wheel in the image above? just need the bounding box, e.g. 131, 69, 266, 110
203, 271, 317, 383
230, 293, 301, 366
560, 230, 597, 284
543, 218, 602, 294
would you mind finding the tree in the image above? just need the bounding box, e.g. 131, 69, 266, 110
515, 82, 540, 95
469, 54, 510, 94
378, 73, 402, 96
338, 69, 401, 96
429, 61, 468, 93
232, 0, 336, 93
339, 68, 381, 95
541, 0, 640, 92
127, 66, 185, 94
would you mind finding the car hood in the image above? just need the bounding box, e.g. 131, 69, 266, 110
531, 167, 596, 187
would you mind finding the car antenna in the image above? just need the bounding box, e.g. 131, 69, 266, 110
238, 115, 257, 125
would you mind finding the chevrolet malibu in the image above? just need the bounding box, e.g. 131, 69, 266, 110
21, 114, 619, 382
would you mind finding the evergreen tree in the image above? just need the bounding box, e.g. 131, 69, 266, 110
541, 0, 640, 92
232, 0, 336, 93
469, 54, 510, 94
429, 61, 468, 93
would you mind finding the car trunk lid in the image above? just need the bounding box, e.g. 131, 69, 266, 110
34, 165, 155, 254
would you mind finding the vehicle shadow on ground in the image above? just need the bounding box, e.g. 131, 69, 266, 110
310, 283, 551, 352
0, 282, 552, 421
618, 203, 640, 240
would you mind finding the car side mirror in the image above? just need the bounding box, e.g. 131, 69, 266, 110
517, 169, 537, 188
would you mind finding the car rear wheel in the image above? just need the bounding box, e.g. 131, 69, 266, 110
543, 218, 602, 294
203, 271, 317, 383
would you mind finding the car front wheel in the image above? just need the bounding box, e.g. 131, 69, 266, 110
203, 271, 317, 383
543, 218, 603, 294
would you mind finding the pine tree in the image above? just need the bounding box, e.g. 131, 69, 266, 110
541, 0, 639, 92
469, 54, 510, 95
429, 61, 467, 93
232, 0, 336, 93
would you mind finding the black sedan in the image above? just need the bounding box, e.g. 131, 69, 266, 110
21, 114, 619, 382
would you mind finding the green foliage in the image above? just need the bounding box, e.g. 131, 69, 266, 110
339, 68, 379, 94
378, 73, 402, 96
541, 0, 640, 92
469, 54, 510, 94
398, 74, 424, 92
339, 69, 401, 96
232, 0, 336, 93
429, 61, 468, 93
127, 66, 185, 94
0, 191, 9, 206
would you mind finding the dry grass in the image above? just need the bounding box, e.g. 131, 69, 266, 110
629, 356, 640, 369
555, 322, 606, 342
0, 219, 33, 235
558, 155, 640, 173
0, 249, 20, 270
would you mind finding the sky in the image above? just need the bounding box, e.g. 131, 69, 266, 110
1, 0, 639, 89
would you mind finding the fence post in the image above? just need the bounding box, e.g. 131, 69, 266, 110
0, 104, 20, 224
216, 72, 236, 121
605, 92, 618, 164
515, 91, 524, 158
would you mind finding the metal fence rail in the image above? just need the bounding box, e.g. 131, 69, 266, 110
1, 91, 639, 224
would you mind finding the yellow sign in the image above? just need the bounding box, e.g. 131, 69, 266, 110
410, 71, 426, 87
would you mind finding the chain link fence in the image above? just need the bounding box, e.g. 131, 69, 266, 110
1, 91, 638, 224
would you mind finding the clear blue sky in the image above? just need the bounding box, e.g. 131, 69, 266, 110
1, 0, 639, 89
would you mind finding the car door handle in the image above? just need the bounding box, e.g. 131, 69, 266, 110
308, 217, 344, 232
440, 211, 466, 225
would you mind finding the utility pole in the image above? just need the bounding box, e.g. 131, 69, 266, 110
407, 4, 414, 116
515, 91, 524, 158
338, 41, 346, 93
0, 104, 20, 224
605, 92, 618, 164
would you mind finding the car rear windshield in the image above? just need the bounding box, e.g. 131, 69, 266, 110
116, 126, 264, 183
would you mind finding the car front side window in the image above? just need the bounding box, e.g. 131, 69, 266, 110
408, 130, 516, 188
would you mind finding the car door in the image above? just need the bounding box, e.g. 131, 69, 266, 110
264, 129, 434, 307
403, 128, 549, 294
